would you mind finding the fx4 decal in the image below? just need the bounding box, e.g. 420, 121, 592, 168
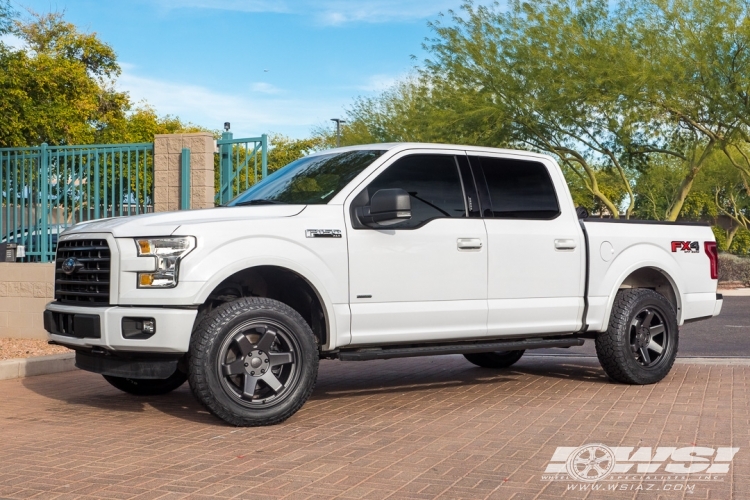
671, 241, 699, 253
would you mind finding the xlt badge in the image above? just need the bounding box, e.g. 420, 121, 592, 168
305, 229, 342, 238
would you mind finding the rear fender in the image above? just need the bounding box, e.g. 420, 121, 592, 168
590, 243, 685, 331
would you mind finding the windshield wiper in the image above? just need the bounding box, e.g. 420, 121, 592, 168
233, 199, 286, 206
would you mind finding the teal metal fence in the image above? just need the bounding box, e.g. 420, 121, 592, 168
0, 142, 154, 262
216, 132, 268, 205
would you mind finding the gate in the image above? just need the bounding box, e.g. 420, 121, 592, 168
216, 131, 268, 205
0, 142, 154, 262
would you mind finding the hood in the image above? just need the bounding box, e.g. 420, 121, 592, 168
65, 205, 307, 237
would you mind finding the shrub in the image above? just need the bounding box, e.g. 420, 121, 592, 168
718, 253, 750, 286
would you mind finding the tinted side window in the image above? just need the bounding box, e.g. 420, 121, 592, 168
364, 154, 466, 228
474, 157, 560, 219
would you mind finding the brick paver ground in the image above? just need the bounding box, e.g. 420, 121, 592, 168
0, 355, 747, 500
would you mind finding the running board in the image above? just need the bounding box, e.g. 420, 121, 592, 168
338, 337, 585, 361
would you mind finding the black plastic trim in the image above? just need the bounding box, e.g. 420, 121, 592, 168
338, 337, 585, 361
683, 315, 713, 324
75, 351, 178, 379
44, 310, 101, 339
716, 293, 723, 300
456, 155, 481, 218
583, 218, 711, 226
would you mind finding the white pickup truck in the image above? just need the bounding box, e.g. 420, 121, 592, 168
44, 143, 723, 426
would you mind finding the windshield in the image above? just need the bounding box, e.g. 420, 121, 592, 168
227, 149, 385, 206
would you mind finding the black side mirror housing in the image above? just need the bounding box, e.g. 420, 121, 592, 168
356, 188, 411, 227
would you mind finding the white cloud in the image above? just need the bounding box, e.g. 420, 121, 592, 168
0, 33, 27, 50
358, 73, 401, 92
147, 0, 462, 25
250, 82, 283, 94
117, 64, 348, 138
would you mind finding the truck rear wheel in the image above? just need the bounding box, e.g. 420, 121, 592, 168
595, 288, 678, 385
464, 350, 525, 368
103, 370, 187, 396
188, 297, 319, 426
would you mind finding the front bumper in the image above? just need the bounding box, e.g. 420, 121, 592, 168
45, 302, 198, 353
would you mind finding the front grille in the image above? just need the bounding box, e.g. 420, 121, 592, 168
55, 239, 111, 305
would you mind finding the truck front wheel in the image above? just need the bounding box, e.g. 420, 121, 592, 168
595, 288, 678, 385
188, 297, 319, 426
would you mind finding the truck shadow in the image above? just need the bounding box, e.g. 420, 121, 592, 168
20, 355, 609, 425
309, 355, 609, 401
21, 371, 222, 426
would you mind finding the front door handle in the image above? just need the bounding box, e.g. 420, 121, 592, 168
457, 238, 483, 250
555, 238, 577, 250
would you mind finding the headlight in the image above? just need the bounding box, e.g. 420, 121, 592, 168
135, 236, 196, 288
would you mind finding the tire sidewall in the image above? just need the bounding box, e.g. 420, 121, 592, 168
190, 299, 318, 425
613, 291, 679, 384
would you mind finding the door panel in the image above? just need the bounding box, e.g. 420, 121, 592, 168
471, 155, 584, 336
348, 218, 487, 344
346, 151, 488, 346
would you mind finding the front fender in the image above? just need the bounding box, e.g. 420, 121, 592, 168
183, 235, 349, 349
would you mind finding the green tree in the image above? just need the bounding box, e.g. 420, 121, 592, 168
0, 11, 130, 147
0, 0, 12, 36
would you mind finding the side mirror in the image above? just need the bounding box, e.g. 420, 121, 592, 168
356, 188, 411, 227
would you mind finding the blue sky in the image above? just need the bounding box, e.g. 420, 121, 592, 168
6, 0, 475, 139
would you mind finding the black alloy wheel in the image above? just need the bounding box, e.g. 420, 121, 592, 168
628, 307, 669, 367
217, 321, 299, 408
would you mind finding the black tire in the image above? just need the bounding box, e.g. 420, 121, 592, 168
464, 350, 525, 369
103, 370, 187, 396
188, 297, 319, 427
595, 288, 679, 385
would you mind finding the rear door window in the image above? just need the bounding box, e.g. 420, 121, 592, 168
471, 156, 560, 219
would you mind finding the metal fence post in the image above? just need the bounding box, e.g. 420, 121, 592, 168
180, 148, 191, 210
261, 134, 268, 180
94, 151, 100, 220
220, 130, 233, 204
40, 143, 49, 262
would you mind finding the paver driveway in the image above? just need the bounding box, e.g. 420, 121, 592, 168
0, 355, 747, 499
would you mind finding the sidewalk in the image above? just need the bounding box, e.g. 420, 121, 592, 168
0, 355, 746, 499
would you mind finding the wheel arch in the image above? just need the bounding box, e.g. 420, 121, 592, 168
194, 262, 337, 350
604, 264, 683, 327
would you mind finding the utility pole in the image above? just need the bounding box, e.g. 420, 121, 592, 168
330, 118, 346, 147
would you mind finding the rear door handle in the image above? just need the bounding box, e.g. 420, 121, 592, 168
555, 238, 577, 250
457, 238, 483, 250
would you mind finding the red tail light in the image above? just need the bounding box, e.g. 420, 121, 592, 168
705, 241, 719, 280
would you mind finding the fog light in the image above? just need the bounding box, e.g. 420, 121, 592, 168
122, 317, 156, 340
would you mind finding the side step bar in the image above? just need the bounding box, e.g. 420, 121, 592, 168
338, 337, 585, 361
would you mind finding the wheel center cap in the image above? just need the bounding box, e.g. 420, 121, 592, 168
244, 350, 270, 376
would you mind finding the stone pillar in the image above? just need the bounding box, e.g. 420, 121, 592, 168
153, 133, 215, 212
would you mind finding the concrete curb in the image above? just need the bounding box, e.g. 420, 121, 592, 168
0, 353, 76, 381
718, 288, 750, 296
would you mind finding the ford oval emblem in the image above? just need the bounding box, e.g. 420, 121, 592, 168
62, 257, 80, 275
